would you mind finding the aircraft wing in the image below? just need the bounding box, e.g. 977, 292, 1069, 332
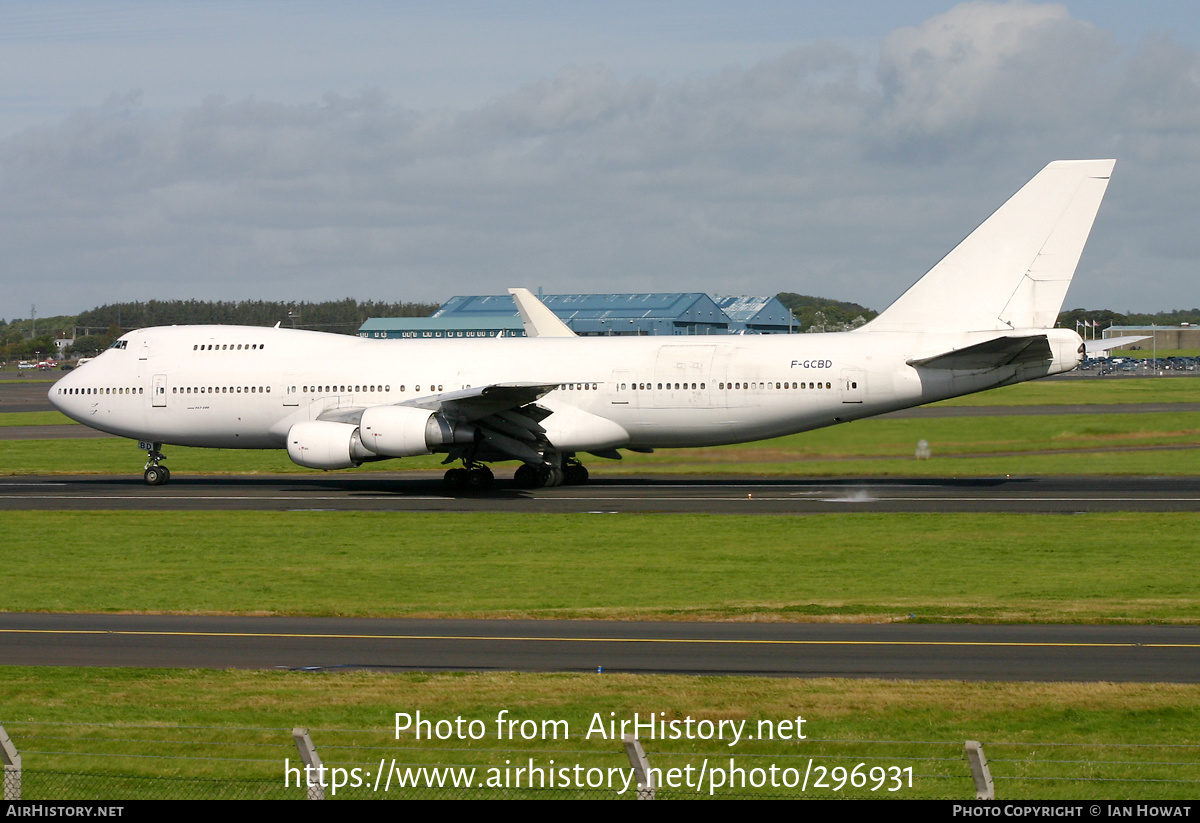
317, 382, 559, 464
907, 335, 1053, 370
400, 382, 558, 421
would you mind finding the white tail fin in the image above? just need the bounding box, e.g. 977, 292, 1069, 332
865, 160, 1115, 334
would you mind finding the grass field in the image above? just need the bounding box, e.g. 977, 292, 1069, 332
4, 408, 1197, 476
1, 668, 1196, 799
3, 376, 1197, 800
931, 377, 1199, 406
3, 511, 1197, 622
0, 410, 74, 426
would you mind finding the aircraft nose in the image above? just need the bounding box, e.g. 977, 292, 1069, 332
48, 371, 78, 417
48, 377, 65, 411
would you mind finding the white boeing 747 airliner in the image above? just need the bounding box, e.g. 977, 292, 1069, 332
50, 160, 1115, 489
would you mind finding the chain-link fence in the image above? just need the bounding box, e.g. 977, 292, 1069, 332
3, 721, 1197, 800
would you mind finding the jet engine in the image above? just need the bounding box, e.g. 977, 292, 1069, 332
286, 421, 378, 470
358, 405, 477, 457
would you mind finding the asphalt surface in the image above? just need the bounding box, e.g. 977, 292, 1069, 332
5, 377, 1198, 682
3, 473, 1199, 514
0, 378, 57, 412
2, 613, 1197, 681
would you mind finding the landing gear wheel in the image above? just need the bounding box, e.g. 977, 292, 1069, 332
513, 463, 540, 489
142, 443, 168, 486
466, 466, 494, 491
144, 466, 169, 486
443, 467, 469, 491
563, 464, 589, 485
537, 465, 563, 488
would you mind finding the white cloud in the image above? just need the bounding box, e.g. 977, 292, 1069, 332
1, 1, 1198, 318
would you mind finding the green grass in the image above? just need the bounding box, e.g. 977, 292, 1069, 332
0, 437, 449, 474
0, 410, 74, 426
599, 410, 1200, 476
1, 668, 1196, 799
3, 512, 1198, 622
3, 406, 1199, 477
932, 376, 1199, 406
5, 378, 1197, 801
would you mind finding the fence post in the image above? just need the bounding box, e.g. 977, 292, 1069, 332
622, 734, 655, 800
293, 727, 325, 800
965, 740, 994, 799
0, 725, 20, 801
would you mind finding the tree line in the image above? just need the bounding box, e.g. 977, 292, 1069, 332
3, 297, 1198, 360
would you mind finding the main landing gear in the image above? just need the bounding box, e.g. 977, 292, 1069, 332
442, 464, 494, 492
513, 457, 589, 489
143, 444, 170, 486
442, 455, 590, 492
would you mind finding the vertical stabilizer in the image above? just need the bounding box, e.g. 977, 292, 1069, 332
864, 160, 1114, 333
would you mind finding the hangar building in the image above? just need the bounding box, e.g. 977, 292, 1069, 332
358, 293, 796, 339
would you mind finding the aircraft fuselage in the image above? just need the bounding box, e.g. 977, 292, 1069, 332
49, 324, 1083, 454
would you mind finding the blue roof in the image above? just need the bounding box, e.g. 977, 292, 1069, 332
436, 293, 727, 322
363, 293, 798, 336
714, 295, 796, 330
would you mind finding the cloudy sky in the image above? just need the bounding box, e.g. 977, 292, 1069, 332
2, 1, 1198, 320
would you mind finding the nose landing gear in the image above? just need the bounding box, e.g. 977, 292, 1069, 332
142, 443, 170, 486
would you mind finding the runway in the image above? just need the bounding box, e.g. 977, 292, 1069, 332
2, 473, 1199, 513
2, 613, 1197, 681
5, 381, 1197, 683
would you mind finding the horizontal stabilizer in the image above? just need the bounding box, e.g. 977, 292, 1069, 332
908, 335, 1052, 370
1084, 336, 1150, 355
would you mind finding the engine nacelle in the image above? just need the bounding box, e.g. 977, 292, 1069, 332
287, 421, 377, 470
359, 405, 476, 457
1044, 328, 1086, 376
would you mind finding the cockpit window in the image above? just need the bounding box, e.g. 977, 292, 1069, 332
108, 340, 128, 350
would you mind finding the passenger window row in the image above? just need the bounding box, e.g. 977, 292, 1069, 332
57, 387, 142, 395
718, 381, 832, 390
174, 386, 270, 394
613, 381, 832, 391
303, 385, 394, 393
619, 382, 707, 390
193, 343, 266, 351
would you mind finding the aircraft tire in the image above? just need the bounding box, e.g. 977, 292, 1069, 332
513, 463, 539, 489
443, 468, 469, 491
144, 466, 168, 486
564, 464, 589, 485
467, 466, 494, 491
